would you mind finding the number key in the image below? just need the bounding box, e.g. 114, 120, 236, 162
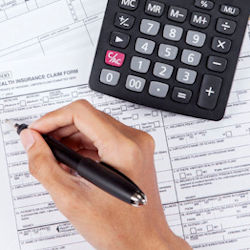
153, 62, 174, 79
176, 68, 197, 84
100, 69, 120, 86
158, 44, 178, 60
126, 75, 146, 92
163, 25, 183, 41
140, 19, 160, 36
135, 38, 155, 55
181, 49, 202, 66
186, 30, 206, 48
130, 56, 151, 73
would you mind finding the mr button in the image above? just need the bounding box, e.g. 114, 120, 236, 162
145, 0, 165, 17
198, 75, 222, 110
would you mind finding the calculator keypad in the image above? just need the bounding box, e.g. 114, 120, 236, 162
89, 0, 250, 121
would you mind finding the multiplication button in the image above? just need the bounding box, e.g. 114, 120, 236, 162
212, 37, 231, 53
198, 75, 222, 110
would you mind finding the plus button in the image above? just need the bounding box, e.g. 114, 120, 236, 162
205, 87, 215, 97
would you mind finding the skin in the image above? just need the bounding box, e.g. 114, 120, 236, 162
20, 100, 192, 250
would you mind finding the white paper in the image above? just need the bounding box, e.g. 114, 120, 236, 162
0, 0, 107, 62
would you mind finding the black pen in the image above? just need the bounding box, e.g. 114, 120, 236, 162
9, 122, 147, 207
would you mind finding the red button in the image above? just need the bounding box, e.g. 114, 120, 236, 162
105, 50, 125, 67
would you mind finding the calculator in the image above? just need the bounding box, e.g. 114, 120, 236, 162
89, 0, 250, 121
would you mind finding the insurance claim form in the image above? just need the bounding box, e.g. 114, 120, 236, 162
0, 1, 250, 249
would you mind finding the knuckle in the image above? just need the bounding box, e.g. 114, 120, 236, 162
72, 99, 92, 110
125, 140, 143, 165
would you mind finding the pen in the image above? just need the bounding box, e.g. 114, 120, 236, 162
9, 122, 147, 207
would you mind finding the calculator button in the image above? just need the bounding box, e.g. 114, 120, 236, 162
153, 62, 174, 80
145, 0, 165, 17
181, 49, 202, 66
114, 12, 135, 30
163, 25, 183, 41
158, 44, 178, 61
168, 6, 188, 23
207, 56, 227, 72
220, 5, 240, 17
198, 75, 222, 110
100, 69, 120, 86
172, 87, 192, 104
149, 81, 169, 98
176, 68, 197, 85
190, 12, 210, 28
216, 18, 236, 35
110, 32, 130, 48
119, 0, 139, 10
194, 0, 214, 10
140, 19, 160, 36
135, 38, 155, 55
105, 50, 125, 67
126, 75, 146, 92
130, 56, 151, 73
186, 30, 206, 48
212, 37, 231, 53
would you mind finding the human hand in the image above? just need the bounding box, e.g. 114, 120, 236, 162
20, 100, 191, 250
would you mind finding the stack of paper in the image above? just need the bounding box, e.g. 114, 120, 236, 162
0, 1, 250, 249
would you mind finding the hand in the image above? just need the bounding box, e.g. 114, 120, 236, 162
20, 100, 191, 250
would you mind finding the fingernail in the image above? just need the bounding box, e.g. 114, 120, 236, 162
20, 129, 35, 152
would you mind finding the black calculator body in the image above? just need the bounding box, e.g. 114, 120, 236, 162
89, 0, 250, 121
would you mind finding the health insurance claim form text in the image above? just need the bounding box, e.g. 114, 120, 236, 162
1, 2, 250, 250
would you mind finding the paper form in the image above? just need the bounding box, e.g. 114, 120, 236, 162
0, 29, 250, 249
0, 0, 107, 62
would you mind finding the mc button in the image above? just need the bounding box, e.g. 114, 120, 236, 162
119, 0, 139, 10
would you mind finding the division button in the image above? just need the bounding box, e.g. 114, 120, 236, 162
190, 12, 210, 28
140, 19, 160, 36
168, 6, 188, 23
194, 0, 214, 10
211, 37, 232, 53
119, 0, 139, 10
198, 75, 222, 110
207, 56, 227, 72
110, 32, 130, 48
126, 75, 146, 92
145, 0, 165, 17
216, 18, 236, 35
114, 12, 135, 30
172, 87, 192, 104
149, 81, 169, 98
100, 69, 120, 86
220, 5, 240, 16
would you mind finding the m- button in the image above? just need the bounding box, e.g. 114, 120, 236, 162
119, 0, 139, 10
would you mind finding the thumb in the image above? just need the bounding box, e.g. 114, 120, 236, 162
20, 129, 70, 192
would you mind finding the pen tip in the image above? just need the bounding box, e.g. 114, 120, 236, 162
131, 191, 147, 207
